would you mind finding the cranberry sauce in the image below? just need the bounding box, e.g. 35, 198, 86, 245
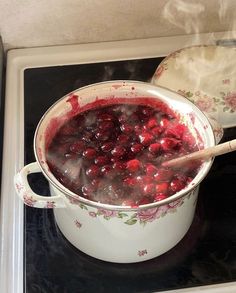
46, 102, 201, 206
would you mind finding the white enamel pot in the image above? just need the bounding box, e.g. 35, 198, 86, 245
14, 81, 223, 263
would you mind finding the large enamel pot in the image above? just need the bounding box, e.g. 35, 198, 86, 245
14, 81, 222, 263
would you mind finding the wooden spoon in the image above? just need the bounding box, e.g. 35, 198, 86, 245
162, 139, 236, 168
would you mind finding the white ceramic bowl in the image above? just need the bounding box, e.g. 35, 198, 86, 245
15, 81, 216, 263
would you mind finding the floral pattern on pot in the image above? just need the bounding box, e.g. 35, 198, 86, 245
74, 219, 82, 228
138, 249, 148, 257
23, 194, 37, 207
14, 172, 57, 209
73, 190, 195, 226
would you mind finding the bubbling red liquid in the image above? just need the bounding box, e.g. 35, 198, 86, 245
46, 101, 202, 206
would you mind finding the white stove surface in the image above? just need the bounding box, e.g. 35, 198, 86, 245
1, 31, 236, 293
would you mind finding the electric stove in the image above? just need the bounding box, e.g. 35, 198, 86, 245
1, 33, 236, 293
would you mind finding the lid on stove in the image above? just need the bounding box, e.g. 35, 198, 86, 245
151, 45, 236, 128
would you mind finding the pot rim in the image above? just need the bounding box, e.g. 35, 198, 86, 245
34, 80, 215, 211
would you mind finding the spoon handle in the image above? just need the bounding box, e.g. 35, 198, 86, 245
162, 139, 236, 168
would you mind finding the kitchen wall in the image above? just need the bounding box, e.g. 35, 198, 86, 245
0, 0, 236, 51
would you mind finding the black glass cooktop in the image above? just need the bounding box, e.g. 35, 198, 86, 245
24, 58, 236, 293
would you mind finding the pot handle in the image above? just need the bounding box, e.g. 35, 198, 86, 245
14, 162, 66, 208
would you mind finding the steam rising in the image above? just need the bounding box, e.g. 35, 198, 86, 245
219, 0, 228, 21
162, 0, 236, 42
163, 0, 205, 34
156, 1, 236, 128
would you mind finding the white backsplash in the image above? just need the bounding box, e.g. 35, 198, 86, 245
0, 0, 236, 51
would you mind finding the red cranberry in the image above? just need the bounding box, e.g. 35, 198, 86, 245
155, 182, 169, 194
146, 118, 158, 129
100, 165, 112, 176
170, 178, 186, 193
140, 106, 153, 117
160, 137, 181, 152
139, 132, 154, 146
111, 145, 126, 158
126, 159, 142, 173
98, 121, 114, 131
81, 131, 93, 143
136, 175, 153, 184
182, 133, 197, 150
117, 134, 129, 144
86, 165, 100, 179
69, 140, 85, 154
160, 117, 171, 130
164, 123, 186, 139
120, 123, 133, 134
131, 143, 144, 154
95, 130, 110, 141
134, 124, 142, 134
123, 177, 136, 187
154, 168, 173, 182
118, 114, 128, 123
101, 142, 114, 152
148, 142, 161, 154
142, 183, 155, 195
145, 150, 157, 161
101, 165, 116, 179
82, 148, 97, 159
94, 156, 109, 166
151, 126, 163, 136
126, 151, 136, 160
145, 164, 158, 176
113, 161, 126, 171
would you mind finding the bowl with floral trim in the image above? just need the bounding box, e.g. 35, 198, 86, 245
152, 45, 236, 129
14, 80, 220, 263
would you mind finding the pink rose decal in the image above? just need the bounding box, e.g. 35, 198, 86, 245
168, 199, 184, 209
137, 206, 168, 223
45, 201, 56, 208
15, 182, 24, 193
224, 92, 236, 112
23, 194, 37, 207
138, 249, 147, 256
89, 211, 97, 218
98, 209, 118, 218
222, 79, 230, 84
195, 95, 215, 112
